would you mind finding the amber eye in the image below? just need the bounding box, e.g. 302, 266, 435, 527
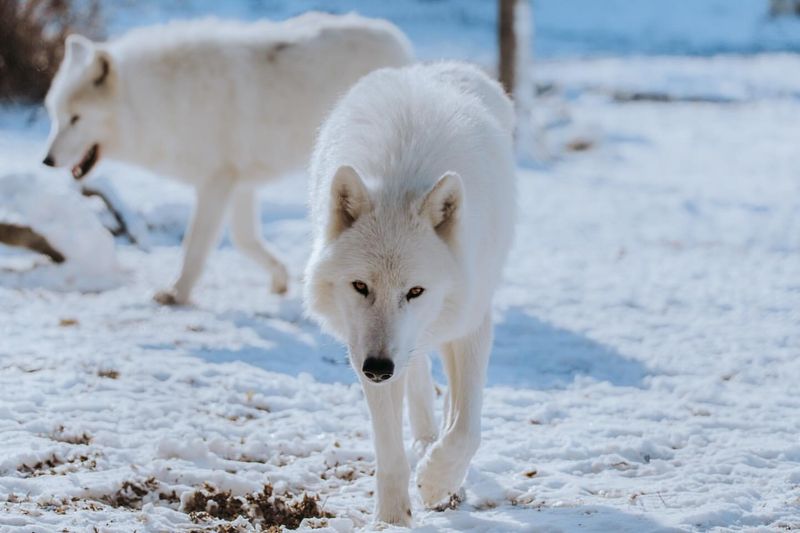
70, 114, 80, 125
406, 286, 425, 301
352, 280, 369, 297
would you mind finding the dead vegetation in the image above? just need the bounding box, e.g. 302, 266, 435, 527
0, 0, 102, 104
319, 460, 373, 483
101, 477, 160, 509
73, 477, 331, 530
17, 452, 97, 477
17, 454, 62, 477
51, 425, 92, 445
432, 491, 464, 512
184, 483, 332, 530
97, 368, 119, 379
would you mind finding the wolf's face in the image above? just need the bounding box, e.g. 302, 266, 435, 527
43, 35, 116, 180
307, 166, 464, 384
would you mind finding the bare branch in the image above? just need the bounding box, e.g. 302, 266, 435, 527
0, 223, 65, 263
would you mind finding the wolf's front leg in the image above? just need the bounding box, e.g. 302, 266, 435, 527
154, 178, 234, 305
416, 312, 492, 507
362, 377, 412, 526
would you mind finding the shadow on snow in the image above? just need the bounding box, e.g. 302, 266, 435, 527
183, 303, 649, 389
488, 306, 649, 388
414, 504, 676, 533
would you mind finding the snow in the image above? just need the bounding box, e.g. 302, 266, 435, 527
1, 53, 798, 531
2, 5, 800, 531
0, 173, 121, 291
533, 0, 800, 57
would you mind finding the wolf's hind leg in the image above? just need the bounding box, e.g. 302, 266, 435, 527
229, 184, 289, 295
416, 312, 492, 507
155, 177, 235, 305
406, 352, 438, 458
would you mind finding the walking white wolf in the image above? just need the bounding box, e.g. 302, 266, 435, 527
42, 13, 412, 304
305, 62, 516, 525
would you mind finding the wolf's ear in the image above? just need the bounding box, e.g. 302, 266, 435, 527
65, 34, 112, 88
327, 165, 371, 240
419, 172, 464, 241
65, 34, 94, 65
92, 50, 112, 87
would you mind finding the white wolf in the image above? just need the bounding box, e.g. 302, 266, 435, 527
305, 62, 516, 525
42, 13, 412, 304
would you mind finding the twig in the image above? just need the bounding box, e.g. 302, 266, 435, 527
81, 185, 138, 245
0, 222, 64, 263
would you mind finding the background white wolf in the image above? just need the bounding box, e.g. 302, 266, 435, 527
42, 13, 412, 304
305, 62, 516, 525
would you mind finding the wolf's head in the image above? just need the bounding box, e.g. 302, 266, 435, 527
42, 34, 117, 180
306, 165, 465, 385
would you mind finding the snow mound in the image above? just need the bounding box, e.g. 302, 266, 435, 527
0, 173, 122, 291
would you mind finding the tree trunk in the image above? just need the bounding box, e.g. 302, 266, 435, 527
498, 0, 516, 96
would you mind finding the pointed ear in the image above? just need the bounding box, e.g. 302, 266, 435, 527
327, 165, 371, 240
64, 34, 95, 65
419, 172, 464, 240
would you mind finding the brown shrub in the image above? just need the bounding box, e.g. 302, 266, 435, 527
0, 0, 102, 104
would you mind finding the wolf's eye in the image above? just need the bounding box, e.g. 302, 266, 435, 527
70, 114, 80, 125
406, 286, 425, 301
352, 280, 369, 297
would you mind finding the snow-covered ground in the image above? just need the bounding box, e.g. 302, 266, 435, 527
1, 49, 800, 533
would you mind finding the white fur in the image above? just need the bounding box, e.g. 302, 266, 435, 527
304, 62, 516, 525
43, 13, 412, 304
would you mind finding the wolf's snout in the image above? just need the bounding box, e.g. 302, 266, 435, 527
42, 154, 55, 167
362, 357, 394, 383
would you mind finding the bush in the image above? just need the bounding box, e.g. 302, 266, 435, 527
0, 0, 101, 104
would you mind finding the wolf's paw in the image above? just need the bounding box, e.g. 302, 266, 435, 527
374, 479, 412, 527
270, 266, 289, 295
375, 502, 412, 527
416, 447, 464, 508
153, 289, 187, 306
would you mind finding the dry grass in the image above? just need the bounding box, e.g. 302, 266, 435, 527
184, 483, 332, 530
0, 0, 102, 104
97, 368, 119, 379
101, 477, 160, 509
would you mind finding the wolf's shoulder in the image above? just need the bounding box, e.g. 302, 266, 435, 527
347, 62, 512, 133
415, 62, 514, 133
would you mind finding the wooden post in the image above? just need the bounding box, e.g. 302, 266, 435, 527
498, 0, 516, 96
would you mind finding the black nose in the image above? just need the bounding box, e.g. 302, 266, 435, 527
362, 357, 394, 383
42, 155, 55, 167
